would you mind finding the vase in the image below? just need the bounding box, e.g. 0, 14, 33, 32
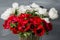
19, 35, 42, 40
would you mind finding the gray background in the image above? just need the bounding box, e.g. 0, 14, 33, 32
0, 0, 60, 40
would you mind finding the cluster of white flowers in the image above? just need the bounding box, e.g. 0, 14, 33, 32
1, 2, 58, 23
1, 2, 19, 20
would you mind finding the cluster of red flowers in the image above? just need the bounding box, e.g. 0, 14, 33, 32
3, 13, 52, 36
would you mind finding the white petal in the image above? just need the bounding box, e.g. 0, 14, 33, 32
18, 5, 26, 15
5, 8, 12, 14
12, 2, 19, 9
1, 8, 12, 20
38, 8, 47, 16
42, 9, 47, 14
48, 8, 58, 19
35, 12, 39, 14
43, 18, 50, 23
1, 13, 10, 20
30, 3, 40, 8
42, 9, 48, 16
19, 5, 25, 8
25, 6, 31, 9
20, 5, 26, 12
33, 7, 40, 11
25, 6, 33, 12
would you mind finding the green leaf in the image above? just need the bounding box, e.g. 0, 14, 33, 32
23, 33, 27, 37
39, 14, 48, 18
10, 23, 17, 28
15, 9, 18, 15
26, 10, 32, 14
25, 32, 31, 36
19, 33, 25, 37
18, 32, 32, 38
46, 31, 49, 35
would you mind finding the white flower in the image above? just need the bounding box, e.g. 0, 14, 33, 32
18, 5, 26, 15
25, 6, 31, 10
25, 6, 34, 12
33, 7, 40, 11
38, 8, 47, 14
48, 8, 58, 19
30, 3, 40, 8
43, 18, 50, 23
12, 2, 19, 9
11, 8, 16, 13
1, 8, 12, 20
35, 12, 39, 15
35, 8, 48, 16
25, 6, 33, 11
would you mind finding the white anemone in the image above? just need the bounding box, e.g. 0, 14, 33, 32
1, 8, 12, 20
48, 8, 58, 19
12, 2, 19, 9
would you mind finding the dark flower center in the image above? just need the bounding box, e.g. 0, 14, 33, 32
30, 24, 35, 29
32, 33, 35, 35
36, 29, 42, 34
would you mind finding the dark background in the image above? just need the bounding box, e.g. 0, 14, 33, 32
0, 0, 60, 40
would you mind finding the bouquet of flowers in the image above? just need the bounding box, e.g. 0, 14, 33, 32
1, 2, 58, 40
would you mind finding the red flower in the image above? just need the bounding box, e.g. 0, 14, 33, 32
30, 23, 38, 31
3, 15, 19, 29
20, 20, 29, 26
24, 24, 31, 32
17, 23, 24, 32
46, 23, 52, 31
30, 16, 42, 25
3, 13, 52, 36
33, 25, 45, 36
18, 13, 31, 25
18, 13, 31, 19
3, 20, 10, 29
10, 28, 19, 34
42, 20, 52, 31
18, 23, 31, 32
